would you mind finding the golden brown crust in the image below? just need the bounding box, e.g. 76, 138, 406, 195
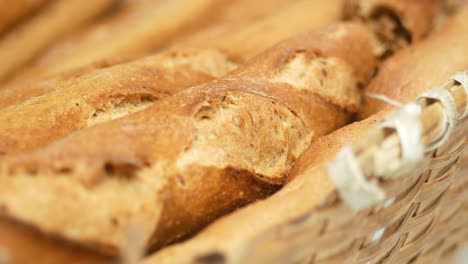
0, 49, 237, 154
0, 0, 116, 82
10, 0, 221, 81
164, 0, 296, 46
361, 4, 468, 118
0, 23, 379, 256
0, 0, 342, 109
176, 0, 344, 62
0, 56, 133, 109
344, 0, 437, 56
0, 218, 110, 264
142, 113, 386, 264
0, 0, 48, 34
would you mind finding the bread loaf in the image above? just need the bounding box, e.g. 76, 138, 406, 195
174, 0, 343, 62
0, 0, 48, 34
344, 0, 437, 56
141, 112, 385, 264
0, 0, 116, 81
140, 6, 468, 263
0, 49, 237, 154
4, 0, 222, 83
0, 56, 132, 109
361, 4, 468, 118
0, 23, 379, 257
0, 1, 340, 154
0, 0, 341, 106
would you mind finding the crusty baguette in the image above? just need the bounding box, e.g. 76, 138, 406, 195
0, 48, 237, 155
0, 0, 116, 82
0, 0, 341, 108
344, 0, 437, 56
11, 0, 220, 81
141, 7, 468, 263
0, 0, 339, 153
164, 0, 297, 45
142, 112, 386, 264
175, 0, 344, 62
1, 0, 293, 86
361, 4, 468, 118
0, 0, 48, 34
0, 0, 341, 109
0, 56, 133, 109
0, 23, 379, 258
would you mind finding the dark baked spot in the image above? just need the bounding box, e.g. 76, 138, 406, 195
194, 252, 225, 264
103, 161, 139, 178
111, 217, 119, 227
57, 167, 73, 174
321, 69, 328, 77
26, 168, 38, 176
176, 174, 186, 186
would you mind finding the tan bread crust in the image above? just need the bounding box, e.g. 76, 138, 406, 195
0, 218, 110, 264
143, 112, 386, 264
1, 0, 283, 86
7, 0, 221, 81
0, 0, 48, 34
0, 49, 237, 155
0, 0, 116, 82
0, 23, 379, 256
344, 0, 436, 56
164, 0, 297, 47
361, 4, 468, 118
0, 56, 133, 109
0, 0, 341, 110
174, 0, 344, 62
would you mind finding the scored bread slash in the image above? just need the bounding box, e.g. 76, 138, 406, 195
0, 0, 117, 82
141, 7, 468, 260
361, 4, 468, 118
0, 49, 238, 155
343, 0, 437, 56
0, 0, 343, 156
0, 22, 380, 255
0, 0, 343, 106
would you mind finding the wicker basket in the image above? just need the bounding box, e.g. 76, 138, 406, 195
150, 72, 468, 264
229, 74, 468, 264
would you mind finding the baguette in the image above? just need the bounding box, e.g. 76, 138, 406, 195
344, 0, 437, 56
0, 23, 379, 258
143, 111, 385, 264
0, 0, 341, 109
142, 6, 468, 263
1, 0, 271, 90
0, 49, 237, 155
0, 0, 48, 34
0, 1, 339, 151
0, 56, 132, 109
11, 0, 221, 81
361, 4, 468, 118
0, 0, 116, 82
176, 0, 343, 62
163, 0, 297, 45
0, 1, 339, 154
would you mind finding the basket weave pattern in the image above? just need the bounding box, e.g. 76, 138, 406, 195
234, 82, 468, 264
